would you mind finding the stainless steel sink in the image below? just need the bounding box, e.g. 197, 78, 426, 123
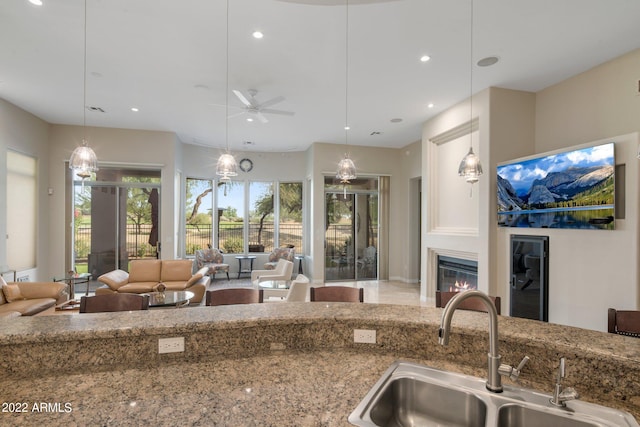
349, 361, 639, 427
497, 404, 602, 427
368, 377, 487, 427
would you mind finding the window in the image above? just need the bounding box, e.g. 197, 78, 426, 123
184, 178, 303, 255
185, 178, 213, 255
217, 181, 245, 254
7, 151, 36, 271
71, 168, 161, 275
249, 182, 274, 252
279, 182, 303, 249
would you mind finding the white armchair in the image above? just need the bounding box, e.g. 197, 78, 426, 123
284, 274, 310, 302
251, 259, 294, 284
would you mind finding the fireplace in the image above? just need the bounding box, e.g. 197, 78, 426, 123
437, 256, 478, 292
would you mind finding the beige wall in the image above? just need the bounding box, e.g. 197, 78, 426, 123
423, 48, 640, 331
307, 142, 416, 283
531, 47, 640, 329
47, 125, 180, 275
0, 98, 50, 281
0, 96, 420, 284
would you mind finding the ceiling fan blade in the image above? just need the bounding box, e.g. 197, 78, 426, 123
227, 111, 246, 119
232, 90, 252, 107
261, 108, 295, 116
259, 96, 285, 109
256, 112, 269, 123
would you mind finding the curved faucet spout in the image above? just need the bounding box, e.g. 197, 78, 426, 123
438, 290, 503, 392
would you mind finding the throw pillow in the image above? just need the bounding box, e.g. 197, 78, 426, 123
2, 283, 25, 302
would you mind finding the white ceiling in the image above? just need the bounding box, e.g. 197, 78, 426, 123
1, 0, 640, 153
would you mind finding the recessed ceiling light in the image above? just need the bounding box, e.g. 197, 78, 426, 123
28, 0, 43, 6
344, 126, 350, 130
252, 31, 264, 39
246, 117, 254, 122
427, 103, 435, 108
420, 55, 431, 63
390, 118, 403, 123
131, 107, 139, 112
477, 56, 499, 67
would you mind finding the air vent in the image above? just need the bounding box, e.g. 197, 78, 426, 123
86, 106, 105, 113
370, 131, 382, 136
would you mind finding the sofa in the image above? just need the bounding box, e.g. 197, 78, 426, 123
0, 277, 68, 317
96, 259, 210, 304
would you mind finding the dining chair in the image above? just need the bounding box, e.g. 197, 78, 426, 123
205, 288, 264, 306
79, 293, 150, 313
435, 290, 501, 315
310, 286, 363, 303
608, 308, 640, 337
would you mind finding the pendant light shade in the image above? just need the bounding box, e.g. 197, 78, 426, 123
458, 145, 483, 184
336, 154, 356, 183
69, 139, 98, 179
216, 152, 238, 179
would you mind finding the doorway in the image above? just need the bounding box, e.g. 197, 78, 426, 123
510, 235, 549, 321
324, 178, 379, 281
70, 167, 161, 277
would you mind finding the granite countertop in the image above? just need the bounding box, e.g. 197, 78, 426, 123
1, 303, 639, 426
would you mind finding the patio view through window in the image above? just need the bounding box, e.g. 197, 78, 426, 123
185, 179, 302, 255
72, 168, 161, 276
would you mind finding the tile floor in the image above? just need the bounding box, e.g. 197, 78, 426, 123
210, 278, 427, 307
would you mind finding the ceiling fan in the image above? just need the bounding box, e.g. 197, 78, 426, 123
229, 89, 295, 123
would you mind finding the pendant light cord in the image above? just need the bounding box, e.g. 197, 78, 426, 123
469, 0, 473, 147
344, 0, 349, 150
225, 0, 229, 153
83, 0, 87, 142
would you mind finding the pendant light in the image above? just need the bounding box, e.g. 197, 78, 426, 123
336, 0, 356, 186
216, 0, 238, 186
69, 0, 98, 181
458, 0, 483, 189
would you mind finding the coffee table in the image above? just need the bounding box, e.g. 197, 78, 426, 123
145, 290, 194, 308
258, 280, 291, 301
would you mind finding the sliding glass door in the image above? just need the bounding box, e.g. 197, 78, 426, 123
71, 168, 160, 277
324, 177, 378, 281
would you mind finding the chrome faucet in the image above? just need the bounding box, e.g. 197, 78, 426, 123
438, 290, 529, 393
550, 357, 580, 407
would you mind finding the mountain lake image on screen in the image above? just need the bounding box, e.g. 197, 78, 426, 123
497, 142, 615, 230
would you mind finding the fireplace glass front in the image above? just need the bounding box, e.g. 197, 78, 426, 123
437, 256, 478, 292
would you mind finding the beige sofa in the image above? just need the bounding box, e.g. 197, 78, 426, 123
0, 277, 68, 318
96, 259, 210, 304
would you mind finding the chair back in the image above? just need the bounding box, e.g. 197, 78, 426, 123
435, 290, 501, 315
80, 294, 150, 313
268, 247, 295, 263
285, 274, 310, 302
608, 308, 640, 337
206, 288, 264, 306
310, 286, 364, 303
195, 248, 224, 267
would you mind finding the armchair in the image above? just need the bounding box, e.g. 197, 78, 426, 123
263, 247, 295, 270
284, 274, 310, 302
251, 258, 294, 284
195, 248, 230, 280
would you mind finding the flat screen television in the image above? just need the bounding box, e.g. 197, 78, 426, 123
497, 142, 615, 229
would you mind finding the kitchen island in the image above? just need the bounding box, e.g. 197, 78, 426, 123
1, 303, 639, 426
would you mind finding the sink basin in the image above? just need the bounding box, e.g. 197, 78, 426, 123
497, 404, 602, 427
349, 361, 639, 427
369, 377, 487, 427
